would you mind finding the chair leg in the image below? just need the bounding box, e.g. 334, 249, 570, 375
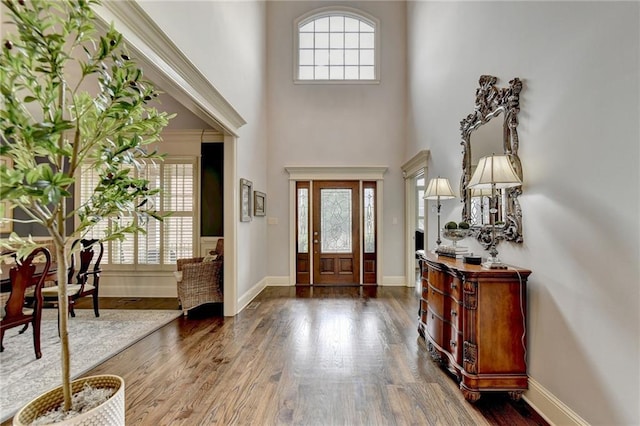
32, 317, 42, 359
0, 329, 4, 352
93, 293, 100, 317
18, 323, 29, 334
69, 298, 76, 317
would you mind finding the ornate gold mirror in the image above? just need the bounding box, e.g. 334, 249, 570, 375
460, 75, 523, 248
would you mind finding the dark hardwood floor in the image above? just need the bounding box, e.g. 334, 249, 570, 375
4, 287, 548, 425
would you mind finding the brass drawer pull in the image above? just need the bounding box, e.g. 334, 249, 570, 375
451, 310, 457, 317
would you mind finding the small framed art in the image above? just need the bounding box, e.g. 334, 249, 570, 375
240, 178, 252, 222
253, 191, 266, 217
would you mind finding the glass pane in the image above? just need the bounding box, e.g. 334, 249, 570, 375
297, 188, 309, 254
314, 49, 329, 66
315, 65, 329, 79
345, 50, 358, 66
300, 33, 314, 49
329, 33, 344, 49
329, 66, 344, 80
315, 32, 329, 49
329, 16, 344, 32
345, 17, 359, 32
320, 188, 352, 253
418, 190, 425, 218
300, 21, 314, 32
299, 66, 314, 80
345, 66, 358, 79
360, 21, 374, 32
300, 49, 314, 66
315, 17, 329, 32
360, 49, 374, 66
329, 49, 344, 65
164, 216, 193, 263
360, 33, 374, 49
364, 187, 375, 253
360, 66, 375, 80
345, 33, 359, 49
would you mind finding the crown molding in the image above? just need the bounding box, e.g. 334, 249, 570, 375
285, 166, 388, 181
92, 2, 246, 136
401, 150, 430, 178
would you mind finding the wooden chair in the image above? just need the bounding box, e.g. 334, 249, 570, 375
0, 247, 51, 359
41, 239, 103, 318
175, 238, 223, 315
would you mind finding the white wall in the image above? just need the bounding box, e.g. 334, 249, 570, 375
137, 1, 269, 303
266, 1, 407, 281
407, 2, 639, 425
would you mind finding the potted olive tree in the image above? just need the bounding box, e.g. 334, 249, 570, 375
0, 0, 173, 423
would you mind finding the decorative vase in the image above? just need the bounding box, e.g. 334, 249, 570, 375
441, 228, 471, 247
13, 375, 124, 426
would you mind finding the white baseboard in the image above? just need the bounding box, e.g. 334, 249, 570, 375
266, 276, 292, 286
524, 377, 589, 426
237, 277, 268, 313
381, 276, 410, 286
262, 276, 414, 287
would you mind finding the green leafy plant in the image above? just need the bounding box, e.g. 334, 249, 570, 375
0, 0, 173, 413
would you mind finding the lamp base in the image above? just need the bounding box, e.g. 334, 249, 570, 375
481, 257, 508, 269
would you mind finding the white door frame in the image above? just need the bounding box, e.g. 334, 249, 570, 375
93, 2, 246, 316
401, 151, 430, 287
285, 166, 388, 286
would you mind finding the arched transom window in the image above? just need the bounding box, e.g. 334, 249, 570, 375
295, 8, 379, 82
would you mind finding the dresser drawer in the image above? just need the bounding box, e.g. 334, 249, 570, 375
426, 284, 444, 318
427, 267, 447, 292
446, 326, 463, 364
446, 297, 462, 330
419, 299, 428, 323
426, 307, 444, 346
449, 276, 463, 300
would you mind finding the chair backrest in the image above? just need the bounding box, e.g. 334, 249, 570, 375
68, 239, 103, 284
3, 247, 51, 320
214, 238, 224, 259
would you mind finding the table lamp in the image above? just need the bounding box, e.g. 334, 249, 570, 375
468, 154, 522, 268
424, 177, 455, 247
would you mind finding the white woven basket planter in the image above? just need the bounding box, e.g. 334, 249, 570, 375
13, 375, 124, 426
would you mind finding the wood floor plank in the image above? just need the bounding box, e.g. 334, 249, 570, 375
3, 289, 549, 426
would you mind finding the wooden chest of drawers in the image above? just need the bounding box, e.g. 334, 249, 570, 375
417, 250, 531, 402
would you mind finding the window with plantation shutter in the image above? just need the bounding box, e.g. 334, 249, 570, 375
78, 158, 195, 269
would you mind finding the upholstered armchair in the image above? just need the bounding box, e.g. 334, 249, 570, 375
175, 239, 223, 315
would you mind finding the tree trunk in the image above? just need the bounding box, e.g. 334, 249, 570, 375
55, 243, 72, 411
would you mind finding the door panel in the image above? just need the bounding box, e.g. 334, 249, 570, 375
313, 181, 360, 285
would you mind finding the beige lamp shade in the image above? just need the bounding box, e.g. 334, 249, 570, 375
468, 154, 522, 190
469, 187, 493, 197
424, 177, 455, 200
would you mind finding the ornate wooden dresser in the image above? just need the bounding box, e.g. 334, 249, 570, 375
417, 250, 532, 402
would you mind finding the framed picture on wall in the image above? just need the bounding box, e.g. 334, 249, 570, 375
0, 156, 12, 233
240, 178, 252, 222
253, 191, 266, 217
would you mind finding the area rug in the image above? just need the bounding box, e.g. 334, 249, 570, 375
0, 309, 181, 422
